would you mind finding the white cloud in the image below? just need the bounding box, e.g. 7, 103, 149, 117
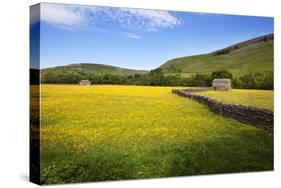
95, 7, 182, 32
121, 32, 142, 39
40, 3, 182, 32
41, 4, 89, 30
118, 8, 181, 32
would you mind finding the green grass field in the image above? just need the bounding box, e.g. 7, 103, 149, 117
39, 85, 273, 184
197, 89, 273, 111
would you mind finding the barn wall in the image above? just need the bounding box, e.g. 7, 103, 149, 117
172, 89, 273, 132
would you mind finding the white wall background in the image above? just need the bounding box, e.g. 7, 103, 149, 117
0, 0, 280, 187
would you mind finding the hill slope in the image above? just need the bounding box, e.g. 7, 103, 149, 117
41, 63, 149, 84
160, 34, 273, 76
42, 63, 148, 76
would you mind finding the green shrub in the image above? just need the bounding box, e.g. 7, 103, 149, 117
214, 48, 231, 56
233, 72, 273, 90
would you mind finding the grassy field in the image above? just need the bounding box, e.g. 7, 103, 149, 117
39, 85, 273, 184
197, 89, 273, 111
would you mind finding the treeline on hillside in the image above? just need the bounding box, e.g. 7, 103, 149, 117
41, 68, 273, 90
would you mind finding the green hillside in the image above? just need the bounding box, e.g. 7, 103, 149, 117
41, 63, 149, 84
161, 34, 273, 77
42, 63, 148, 76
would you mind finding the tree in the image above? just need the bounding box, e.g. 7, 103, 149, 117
168, 65, 182, 73
163, 74, 184, 86
134, 73, 141, 79
127, 75, 133, 80
149, 68, 164, 86
214, 48, 231, 56
150, 68, 163, 75
188, 74, 210, 87
211, 69, 233, 80
238, 72, 273, 89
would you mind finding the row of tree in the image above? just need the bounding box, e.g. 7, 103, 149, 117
41, 68, 273, 90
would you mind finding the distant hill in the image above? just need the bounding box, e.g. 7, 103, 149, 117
42, 63, 148, 76
160, 34, 273, 77
41, 63, 149, 84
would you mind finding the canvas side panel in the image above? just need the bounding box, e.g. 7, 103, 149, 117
30, 3, 41, 185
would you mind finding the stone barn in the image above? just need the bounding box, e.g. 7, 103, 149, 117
212, 79, 231, 91
79, 80, 91, 85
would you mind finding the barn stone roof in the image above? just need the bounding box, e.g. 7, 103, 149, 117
212, 79, 231, 83
80, 80, 90, 83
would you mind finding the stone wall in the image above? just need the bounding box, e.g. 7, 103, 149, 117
182, 87, 212, 93
172, 89, 273, 132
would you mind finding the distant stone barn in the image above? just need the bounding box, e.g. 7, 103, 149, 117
79, 80, 91, 85
212, 79, 231, 91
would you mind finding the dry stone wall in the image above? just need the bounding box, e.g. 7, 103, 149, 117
181, 87, 212, 93
172, 89, 273, 132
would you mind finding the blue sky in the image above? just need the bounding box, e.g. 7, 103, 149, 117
37, 3, 273, 70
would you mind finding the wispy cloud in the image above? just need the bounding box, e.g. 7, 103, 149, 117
40, 3, 182, 32
93, 7, 182, 32
40, 3, 92, 30
121, 32, 142, 39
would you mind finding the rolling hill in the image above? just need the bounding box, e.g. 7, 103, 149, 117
160, 34, 273, 77
42, 63, 148, 76
41, 63, 149, 84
